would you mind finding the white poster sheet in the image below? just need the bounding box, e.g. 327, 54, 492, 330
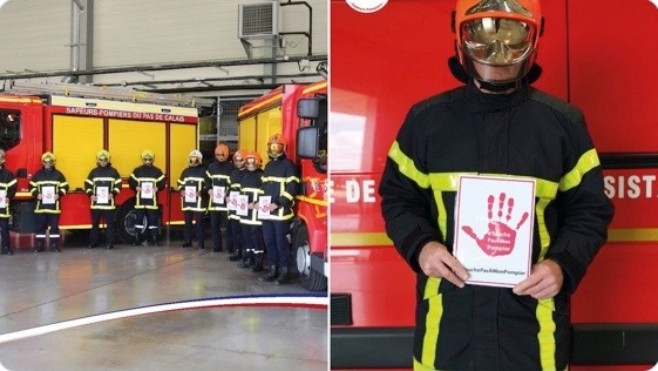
0, 189, 6, 208
257, 196, 272, 220
227, 191, 239, 211
212, 186, 226, 205
141, 182, 154, 199
184, 186, 197, 203
42, 186, 56, 205
453, 175, 536, 288
236, 195, 249, 216
96, 186, 109, 204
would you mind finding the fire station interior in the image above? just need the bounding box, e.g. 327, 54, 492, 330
0, 1, 327, 370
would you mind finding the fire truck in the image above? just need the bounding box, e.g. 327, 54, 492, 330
0, 81, 207, 245
331, 1, 658, 370
237, 80, 328, 291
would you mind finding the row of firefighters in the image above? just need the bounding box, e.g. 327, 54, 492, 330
0, 134, 299, 285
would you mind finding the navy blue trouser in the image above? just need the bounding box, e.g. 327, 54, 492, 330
0, 218, 9, 250
90, 209, 116, 246
36, 213, 60, 248
183, 211, 205, 247
229, 218, 242, 252
134, 207, 160, 241
262, 220, 291, 269
210, 211, 231, 251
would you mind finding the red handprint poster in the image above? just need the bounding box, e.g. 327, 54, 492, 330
453, 175, 535, 287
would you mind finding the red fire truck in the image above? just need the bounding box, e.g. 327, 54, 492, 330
237, 80, 328, 291
0, 81, 205, 245
330, 1, 658, 369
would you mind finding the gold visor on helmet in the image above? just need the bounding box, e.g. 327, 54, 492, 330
268, 143, 284, 156
461, 17, 534, 66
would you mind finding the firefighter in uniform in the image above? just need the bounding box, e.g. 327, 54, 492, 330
237, 151, 265, 272
227, 149, 247, 262
84, 150, 121, 250
129, 150, 166, 246
30, 152, 69, 252
177, 149, 207, 249
258, 134, 300, 285
0, 149, 17, 255
205, 144, 234, 252
379, 1, 614, 370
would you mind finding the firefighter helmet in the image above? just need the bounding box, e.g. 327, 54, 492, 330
96, 149, 110, 162
454, 0, 542, 84
41, 152, 56, 164
214, 144, 230, 161
141, 149, 155, 164
245, 151, 263, 170
267, 133, 287, 158
188, 149, 203, 166
233, 149, 247, 169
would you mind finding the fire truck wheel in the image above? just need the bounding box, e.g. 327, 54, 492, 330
293, 224, 327, 291
116, 200, 145, 244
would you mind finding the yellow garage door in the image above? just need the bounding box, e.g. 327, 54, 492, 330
170, 123, 197, 188
238, 105, 282, 166
238, 115, 257, 153
53, 115, 104, 191
108, 120, 167, 179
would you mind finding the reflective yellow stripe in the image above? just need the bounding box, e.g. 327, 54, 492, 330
388, 141, 430, 189
421, 278, 441, 368
414, 358, 440, 371
296, 195, 327, 207
536, 298, 557, 370
559, 149, 600, 192
609, 228, 658, 242
535, 179, 559, 260
429, 173, 471, 237
331, 232, 391, 247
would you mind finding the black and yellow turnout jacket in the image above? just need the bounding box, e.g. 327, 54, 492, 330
379, 81, 614, 371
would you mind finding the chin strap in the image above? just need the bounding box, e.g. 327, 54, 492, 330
447, 56, 543, 86
476, 80, 519, 92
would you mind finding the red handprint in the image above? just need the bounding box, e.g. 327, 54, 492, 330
461, 192, 529, 257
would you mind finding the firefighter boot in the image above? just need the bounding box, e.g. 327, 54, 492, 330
1, 245, 12, 255
251, 254, 264, 272
34, 241, 45, 253
150, 230, 159, 247
258, 265, 278, 282
50, 242, 60, 253
238, 251, 253, 269
228, 248, 242, 261
275, 267, 290, 285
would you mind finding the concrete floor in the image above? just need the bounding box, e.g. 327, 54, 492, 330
0, 231, 327, 370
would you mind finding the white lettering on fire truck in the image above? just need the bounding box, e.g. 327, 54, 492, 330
65, 107, 186, 122
327, 179, 377, 204
604, 174, 656, 199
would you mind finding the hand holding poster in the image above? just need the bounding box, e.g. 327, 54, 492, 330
184, 186, 197, 203
236, 195, 249, 216
258, 196, 272, 220
228, 191, 239, 211
213, 186, 226, 205
42, 186, 56, 205
141, 182, 154, 199
96, 186, 109, 204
